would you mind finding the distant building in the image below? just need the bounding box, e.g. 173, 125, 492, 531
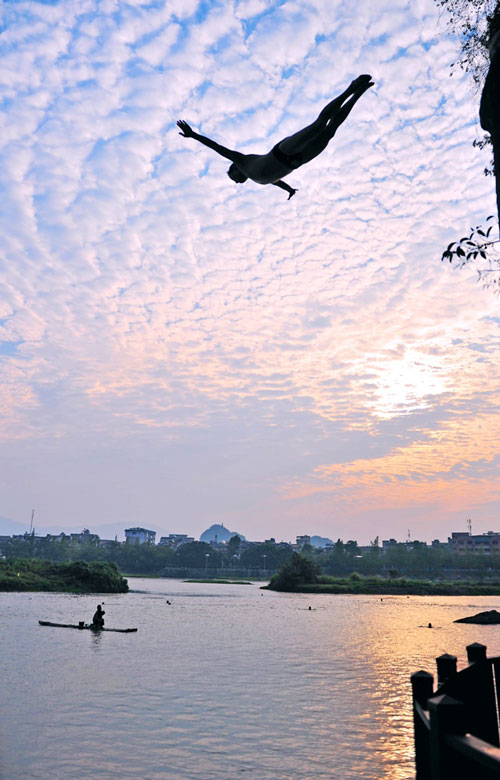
13, 532, 55, 541
125, 527, 156, 544
99, 539, 117, 548
382, 538, 428, 553
310, 535, 334, 549
69, 530, 99, 545
296, 535, 311, 547
449, 531, 500, 555
158, 534, 194, 548
12, 530, 100, 546
0, 535, 10, 554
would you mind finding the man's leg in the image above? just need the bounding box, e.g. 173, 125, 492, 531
279, 80, 373, 162
317, 74, 372, 124
324, 82, 372, 135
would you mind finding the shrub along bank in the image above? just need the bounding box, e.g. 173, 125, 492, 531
0, 559, 129, 593
284, 575, 500, 595
264, 553, 500, 595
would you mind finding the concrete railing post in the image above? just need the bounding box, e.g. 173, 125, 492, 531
412, 669, 434, 705
428, 694, 466, 780
412, 670, 434, 778
436, 653, 457, 685
466, 642, 487, 664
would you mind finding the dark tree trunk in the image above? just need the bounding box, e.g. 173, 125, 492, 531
480, 29, 500, 233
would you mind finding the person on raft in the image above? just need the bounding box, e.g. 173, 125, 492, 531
177, 74, 374, 199
92, 604, 105, 629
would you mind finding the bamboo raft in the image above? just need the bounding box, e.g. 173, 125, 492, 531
39, 620, 137, 633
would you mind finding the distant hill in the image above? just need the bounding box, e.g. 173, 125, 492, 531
0, 517, 131, 541
310, 535, 333, 548
0, 516, 31, 535
200, 524, 246, 543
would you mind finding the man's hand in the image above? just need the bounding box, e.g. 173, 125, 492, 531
177, 120, 194, 138
272, 180, 298, 199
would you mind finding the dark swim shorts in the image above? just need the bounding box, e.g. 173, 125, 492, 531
271, 143, 302, 169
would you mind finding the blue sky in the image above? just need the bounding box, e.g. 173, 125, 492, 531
0, 0, 499, 543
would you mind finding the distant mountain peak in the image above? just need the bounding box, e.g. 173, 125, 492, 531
200, 524, 246, 543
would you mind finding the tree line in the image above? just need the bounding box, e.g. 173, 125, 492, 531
0, 535, 293, 575
3, 533, 500, 577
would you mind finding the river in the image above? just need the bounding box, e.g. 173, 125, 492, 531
2, 577, 500, 779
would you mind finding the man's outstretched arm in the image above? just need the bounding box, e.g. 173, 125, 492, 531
177, 120, 243, 165
272, 180, 298, 199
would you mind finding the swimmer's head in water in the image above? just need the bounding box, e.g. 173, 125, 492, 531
227, 163, 248, 183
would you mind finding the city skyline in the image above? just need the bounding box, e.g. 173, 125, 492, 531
1, 0, 499, 546
0, 513, 487, 547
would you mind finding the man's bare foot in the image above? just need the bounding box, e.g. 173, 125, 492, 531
351, 74, 372, 88
356, 79, 374, 93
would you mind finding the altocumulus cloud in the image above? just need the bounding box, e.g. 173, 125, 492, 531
0, 0, 499, 542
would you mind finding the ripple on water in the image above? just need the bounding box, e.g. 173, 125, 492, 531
3, 581, 500, 779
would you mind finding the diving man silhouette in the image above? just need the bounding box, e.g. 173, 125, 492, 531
177, 75, 374, 199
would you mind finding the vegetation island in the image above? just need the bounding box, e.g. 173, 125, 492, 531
0, 559, 129, 593
264, 553, 500, 596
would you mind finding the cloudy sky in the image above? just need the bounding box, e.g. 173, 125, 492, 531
1, 0, 499, 543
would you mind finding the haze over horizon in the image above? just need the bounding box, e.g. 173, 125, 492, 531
0, 517, 468, 546
1, 0, 499, 546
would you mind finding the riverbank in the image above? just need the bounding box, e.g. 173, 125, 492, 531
264, 574, 500, 595
0, 559, 129, 593
184, 579, 253, 584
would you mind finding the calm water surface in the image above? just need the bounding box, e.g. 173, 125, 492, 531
2, 578, 500, 780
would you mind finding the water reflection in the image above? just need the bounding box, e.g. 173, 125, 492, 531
90, 630, 103, 651
3, 582, 500, 779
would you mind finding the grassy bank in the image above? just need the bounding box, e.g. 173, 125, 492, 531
184, 579, 253, 584
0, 559, 129, 593
121, 573, 160, 579
264, 573, 500, 596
